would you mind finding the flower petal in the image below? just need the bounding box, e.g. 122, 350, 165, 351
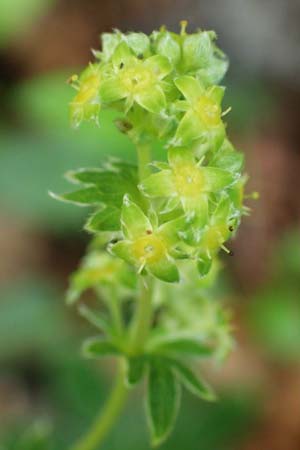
126, 33, 150, 56
110, 240, 135, 265
157, 216, 186, 246
203, 167, 235, 192
121, 195, 152, 239
139, 170, 174, 198
175, 110, 205, 144
208, 85, 225, 105
112, 41, 133, 68
182, 195, 208, 226
100, 78, 127, 103
147, 256, 179, 283
174, 76, 204, 103
135, 84, 166, 114
144, 55, 172, 79
168, 146, 195, 168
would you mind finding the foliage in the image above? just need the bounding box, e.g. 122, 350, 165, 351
53, 22, 249, 449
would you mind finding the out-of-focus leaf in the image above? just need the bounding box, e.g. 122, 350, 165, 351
82, 337, 121, 358
0, 0, 54, 47
146, 359, 181, 446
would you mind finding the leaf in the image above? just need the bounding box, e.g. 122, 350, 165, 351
50, 186, 104, 206
148, 335, 213, 357
66, 169, 130, 193
82, 337, 121, 358
146, 360, 181, 447
85, 206, 121, 232
126, 356, 146, 386
170, 359, 216, 401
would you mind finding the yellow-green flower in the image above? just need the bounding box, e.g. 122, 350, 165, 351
99, 42, 172, 114
140, 147, 236, 223
70, 63, 102, 128
110, 195, 185, 283
173, 75, 225, 145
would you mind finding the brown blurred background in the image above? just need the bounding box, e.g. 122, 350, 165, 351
0, 1, 300, 449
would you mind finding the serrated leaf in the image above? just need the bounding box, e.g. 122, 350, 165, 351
52, 186, 104, 206
146, 360, 181, 447
170, 359, 216, 401
85, 206, 121, 232
126, 356, 146, 386
148, 335, 213, 357
82, 337, 121, 358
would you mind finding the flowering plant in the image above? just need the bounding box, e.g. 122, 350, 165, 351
53, 21, 249, 450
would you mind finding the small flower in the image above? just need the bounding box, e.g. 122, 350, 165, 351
139, 147, 235, 224
195, 195, 235, 275
66, 251, 135, 304
99, 42, 172, 114
173, 75, 225, 145
70, 63, 102, 128
110, 195, 185, 282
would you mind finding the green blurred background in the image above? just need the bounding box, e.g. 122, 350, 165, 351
0, 1, 300, 449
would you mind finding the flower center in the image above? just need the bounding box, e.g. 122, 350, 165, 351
121, 64, 154, 94
132, 234, 166, 264
195, 96, 221, 127
173, 163, 204, 197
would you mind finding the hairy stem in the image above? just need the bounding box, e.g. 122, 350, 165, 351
129, 277, 153, 354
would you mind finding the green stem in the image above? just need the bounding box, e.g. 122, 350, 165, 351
70, 360, 128, 450
136, 142, 152, 181
69, 141, 154, 450
129, 277, 153, 354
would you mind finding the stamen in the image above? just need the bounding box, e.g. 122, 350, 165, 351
221, 107, 232, 117
180, 20, 188, 35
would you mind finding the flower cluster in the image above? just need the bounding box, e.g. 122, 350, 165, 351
65, 22, 246, 283
53, 22, 251, 448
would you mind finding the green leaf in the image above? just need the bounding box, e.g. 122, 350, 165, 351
126, 356, 146, 386
170, 359, 216, 401
66, 169, 129, 193
82, 337, 121, 357
51, 186, 104, 206
146, 360, 181, 447
148, 335, 213, 357
85, 206, 121, 232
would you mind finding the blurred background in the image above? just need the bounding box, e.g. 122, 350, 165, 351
0, 0, 300, 448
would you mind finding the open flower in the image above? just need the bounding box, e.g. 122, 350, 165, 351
70, 63, 102, 128
139, 147, 236, 225
109, 195, 185, 282
99, 42, 172, 114
196, 195, 234, 275
173, 75, 225, 145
